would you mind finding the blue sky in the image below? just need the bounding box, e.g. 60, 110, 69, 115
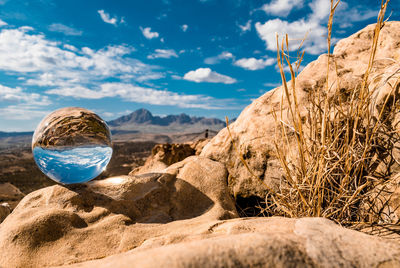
0, 0, 398, 131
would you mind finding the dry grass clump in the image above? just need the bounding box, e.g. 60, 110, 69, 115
272, 0, 398, 225
228, 0, 400, 225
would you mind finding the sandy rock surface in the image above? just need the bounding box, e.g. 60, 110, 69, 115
200, 21, 400, 199
61, 217, 400, 268
0, 156, 236, 268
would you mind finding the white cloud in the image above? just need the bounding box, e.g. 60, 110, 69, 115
183, 68, 237, 84
256, 0, 379, 55
0, 84, 50, 105
0, 19, 7, 27
0, 105, 50, 121
238, 20, 251, 33
261, 0, 304, 17
181, 24, 188, 32
136, 73, 165, 82
46, 83, 220, 109
63, 44, 78, 51
147, 49, 178, 59
234, 57, 275, 70
308, 0, 330, 22
46, 86, 104, 99
48, 23, 83, 36
140, 27, 159, 39
98, 10, 123, 26
171, 74, 182, 80
256, 18, 326, 55
204, 51, 234, 65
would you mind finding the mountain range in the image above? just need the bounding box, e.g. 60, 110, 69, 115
108, 108, 224, 127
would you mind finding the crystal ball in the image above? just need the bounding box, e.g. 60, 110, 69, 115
32, 107, 113, 184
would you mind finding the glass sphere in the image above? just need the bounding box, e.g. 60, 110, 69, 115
32, 107, 113, 184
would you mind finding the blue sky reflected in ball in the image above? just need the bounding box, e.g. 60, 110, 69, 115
33, 146, 112, 184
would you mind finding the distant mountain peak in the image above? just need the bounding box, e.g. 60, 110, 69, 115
107, 108, 224, 128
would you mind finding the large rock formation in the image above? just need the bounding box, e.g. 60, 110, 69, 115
0, 156, 236, 268
200, 21, 400, 199
3, 166, 400, 268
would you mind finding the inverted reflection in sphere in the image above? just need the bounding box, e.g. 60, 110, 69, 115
32, 107, 113, 184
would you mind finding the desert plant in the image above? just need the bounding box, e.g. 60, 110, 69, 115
227, 0, 400, 225
272, 0, 400, 225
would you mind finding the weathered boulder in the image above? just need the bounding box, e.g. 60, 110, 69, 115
130, 143, 196, 175
61, 217, 400, 268
200, 21, 400, 199
188, 138, 210, 155
0, 156, 237, 268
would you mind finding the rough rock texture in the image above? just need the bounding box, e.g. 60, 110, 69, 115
130, 142, 199, 175
200, 21, 400, 199
61, 217, 400, 268
0, 182, 25, 209
189, 138, 210, 155
0, 156, 237, 268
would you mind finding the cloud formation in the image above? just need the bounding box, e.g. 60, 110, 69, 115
147, 49, 178, 59
0, 19, 7, 27
0, 84, 50, 105
98, 10, 123, 26
0, 27, 167, 100
0, 27, 155, 80
238, 20, 251, 33
204, 51, 234, 65
261, 0, 304, 17
255, 18, 325, 55
46, 83, 220, 109
255, 0, 379, 55
0, 83, 51, 124
234, 57, 275, 70
183, 68, 237, 84
140, 27, 159, 39
48, 23, 83, 36
181, 24, 188, 32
